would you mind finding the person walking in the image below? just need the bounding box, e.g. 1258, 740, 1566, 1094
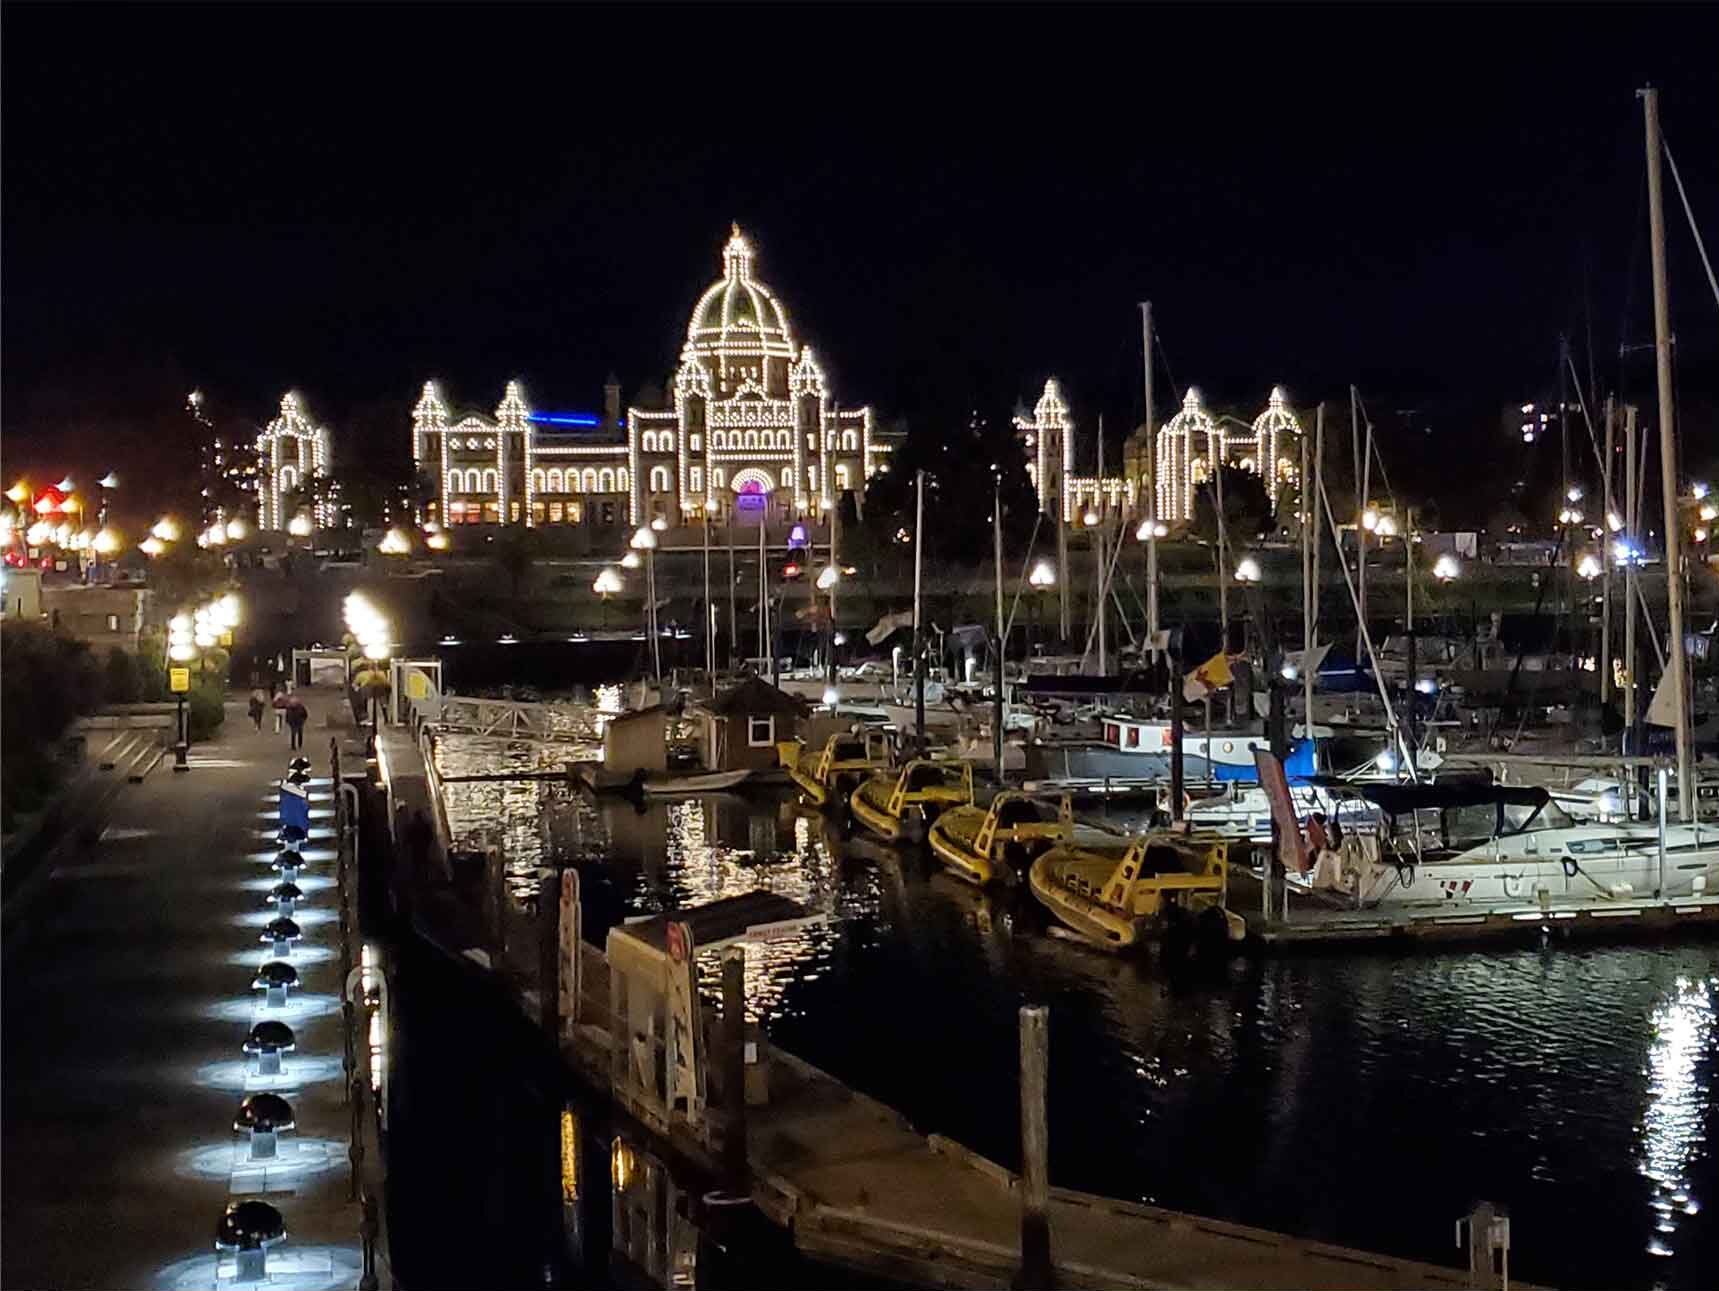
284, 694, 308, 751
248, 687, 267, 731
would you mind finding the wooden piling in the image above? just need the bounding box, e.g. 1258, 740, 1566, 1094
538, 871, 560, 1040
1017, 1005, 1052, 1289
722, 947, 748, 1187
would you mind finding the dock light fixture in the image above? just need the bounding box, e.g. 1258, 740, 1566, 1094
1234, 556, 1262, 583
822, 686, 840, 709
650, 515, 668, 532
1432, 554, 1463, 583
1028, 559, 1056, 588
1280, 663, 1298, 681
287, 512, 314, 537
1415, 678, 1438, 696
816, 566, 840, 591
593, 567, 623, 596
1576, 553, 1603, 581
1700, 505, 1717, 523
1567, 486, 1584, 503
215, 1199, 287, 1282
629, 525, 658, 551
621, 551, 641, 570
1136, 518, 1168, 541
1695, 482, 1710, 500
1361, 507, 1380, 532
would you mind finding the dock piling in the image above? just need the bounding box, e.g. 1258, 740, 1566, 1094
1457, 1200, 1509, 1290
722, 947, 748, 1186
1017, 1005, 1052, 1289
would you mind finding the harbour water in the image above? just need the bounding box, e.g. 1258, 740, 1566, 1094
430, 725, 1719, 1291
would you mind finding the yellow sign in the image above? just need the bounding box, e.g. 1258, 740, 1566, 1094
405, 669, 432, 701
220, 631, 233, 647
169, 668, 191, 693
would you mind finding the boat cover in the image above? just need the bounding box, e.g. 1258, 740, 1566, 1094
1356, 782, 1549, 815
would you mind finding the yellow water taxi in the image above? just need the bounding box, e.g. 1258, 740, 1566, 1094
928, 791, 1073, 887
849, 759, 974, 845
788, 730, 892, 807
1028, 832, 1245, 952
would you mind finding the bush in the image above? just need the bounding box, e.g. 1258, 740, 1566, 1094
187, 680, 227, 741
1, 621, 102, 829
103, 647, 142, 704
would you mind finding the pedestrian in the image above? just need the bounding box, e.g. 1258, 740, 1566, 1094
285, 695, 308, 751
272, 687, 288, 734
248, 687, 267, 731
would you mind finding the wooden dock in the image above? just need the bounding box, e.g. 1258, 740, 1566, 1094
371, 725, 1545, 1291
1227, 869, 1719, 946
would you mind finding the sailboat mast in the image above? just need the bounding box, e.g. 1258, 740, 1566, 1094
1642, 84, 1693, 820
913, 469, 927, 753
1625, 404, 1639, 750
1139, 302, 1159, 652
1096, 415, 1107, 675
703, 508, 714, 680
1303, 405, 1319, 745
994, 475, 1006, 777
1352, 385, 1365, 656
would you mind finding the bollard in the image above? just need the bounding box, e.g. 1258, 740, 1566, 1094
245, 1021, 295, 1077
722, 947, 748, 1187
1017, 1005, 1052, 1290
262, 916, 301, 959
216, 1199, 286, 1283
235, 1093, 295, 1162
1457, 1201, 1509, 1291
539, 871, 561, 1040
267, 881, 302, 917
254, 961, 298, 1010
359, 1191, 381, 1291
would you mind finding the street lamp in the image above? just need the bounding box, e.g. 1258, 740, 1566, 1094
630, 526, 661, 680
1234, 556, 1262, 583
152, 517, 181, 542
140, 537, 166, 557
593, 566, 623, 629
1028, 559, 1056, 653
168, 613, 197, 770
378, 528, 411, 556
288, 512, 314, 538
1576, 553, 1603, 581
226, 517, 249, 542
1432, 554, 1462, 583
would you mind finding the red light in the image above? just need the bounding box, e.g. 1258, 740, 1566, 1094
783, 562, 800, 579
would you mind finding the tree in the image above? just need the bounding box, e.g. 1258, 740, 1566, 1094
492, 524, 539, 599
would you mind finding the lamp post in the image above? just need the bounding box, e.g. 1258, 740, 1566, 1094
168, 613, 197, 770
343, 592, 393, 745
630, 526, 661, 681
593, 566, 623, 630
816, 564, 840, 696
1028, 559, 1056, 657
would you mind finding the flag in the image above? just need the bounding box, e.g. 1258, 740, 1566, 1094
866, 610, 915, 646
1283, 642, 1331, 680
1183, 651, 1234, 702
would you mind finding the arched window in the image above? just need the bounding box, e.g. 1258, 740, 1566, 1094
743, 430, 759, 450
643, 431, 657, 453
712, 468, 726, 490
807, 467, 818, 492
481, 468, 499, 493
690, 467, 703, 492
841, 429, 858, 451
581, 469, 598, 492
712, 431, 726, 450
779, 467, 793, 488
280, 465, 299, 490
598, 468, 615, 493
650, 465, 671, 492
618, 468, 629, 490
531, 469, 546, 490
545, 469, 562, 492
835, 464, 851, 491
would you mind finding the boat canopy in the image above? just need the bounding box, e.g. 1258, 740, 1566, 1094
1354, 782, 1550, 816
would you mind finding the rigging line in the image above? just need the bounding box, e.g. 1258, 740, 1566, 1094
1562, 350, 1609, 487
1001, 508, 1045, 647
1352, 388, 1394, 502
1662, 137, 1719, 316
1153, 332, 1179, 407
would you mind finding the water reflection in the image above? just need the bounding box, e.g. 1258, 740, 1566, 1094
1641, 976, 1714, 1261
435, 727, 1719, 1290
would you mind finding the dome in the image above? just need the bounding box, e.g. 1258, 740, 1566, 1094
685, 225, 796, 360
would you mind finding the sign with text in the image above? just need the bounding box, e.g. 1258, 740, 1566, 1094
665, 920, 703, 1125
169, 667, 190, 693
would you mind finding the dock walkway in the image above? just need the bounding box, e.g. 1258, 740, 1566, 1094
2, 692, 376, 1291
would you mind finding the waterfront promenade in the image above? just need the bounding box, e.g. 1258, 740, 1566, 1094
2, 693, 371, 1290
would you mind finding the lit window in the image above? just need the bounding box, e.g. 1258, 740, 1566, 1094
549, 501, 564, 523
748, 716, 774, 747
106, 614, 120, 632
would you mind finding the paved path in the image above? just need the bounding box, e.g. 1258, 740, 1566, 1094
3, 693, 367, 1290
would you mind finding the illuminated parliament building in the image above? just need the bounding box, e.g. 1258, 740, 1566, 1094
414, 226, 886, 533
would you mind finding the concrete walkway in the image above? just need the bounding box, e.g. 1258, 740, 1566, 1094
3, 693, 368, 1290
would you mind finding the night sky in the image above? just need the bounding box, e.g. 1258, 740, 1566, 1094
4, 4, 1716, 524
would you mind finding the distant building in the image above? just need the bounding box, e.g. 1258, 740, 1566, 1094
40, 584, 152, 653
693, 676, 806, 772
412, 225, 895, 533
1, 567, 43, 621
255, 392, 333, 531
188, 389, 259, 527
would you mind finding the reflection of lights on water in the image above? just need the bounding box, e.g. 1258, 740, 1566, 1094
611, 1137, 636, 1192
1639, 976, 1714, 1257
561, 1108, 580, 1203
